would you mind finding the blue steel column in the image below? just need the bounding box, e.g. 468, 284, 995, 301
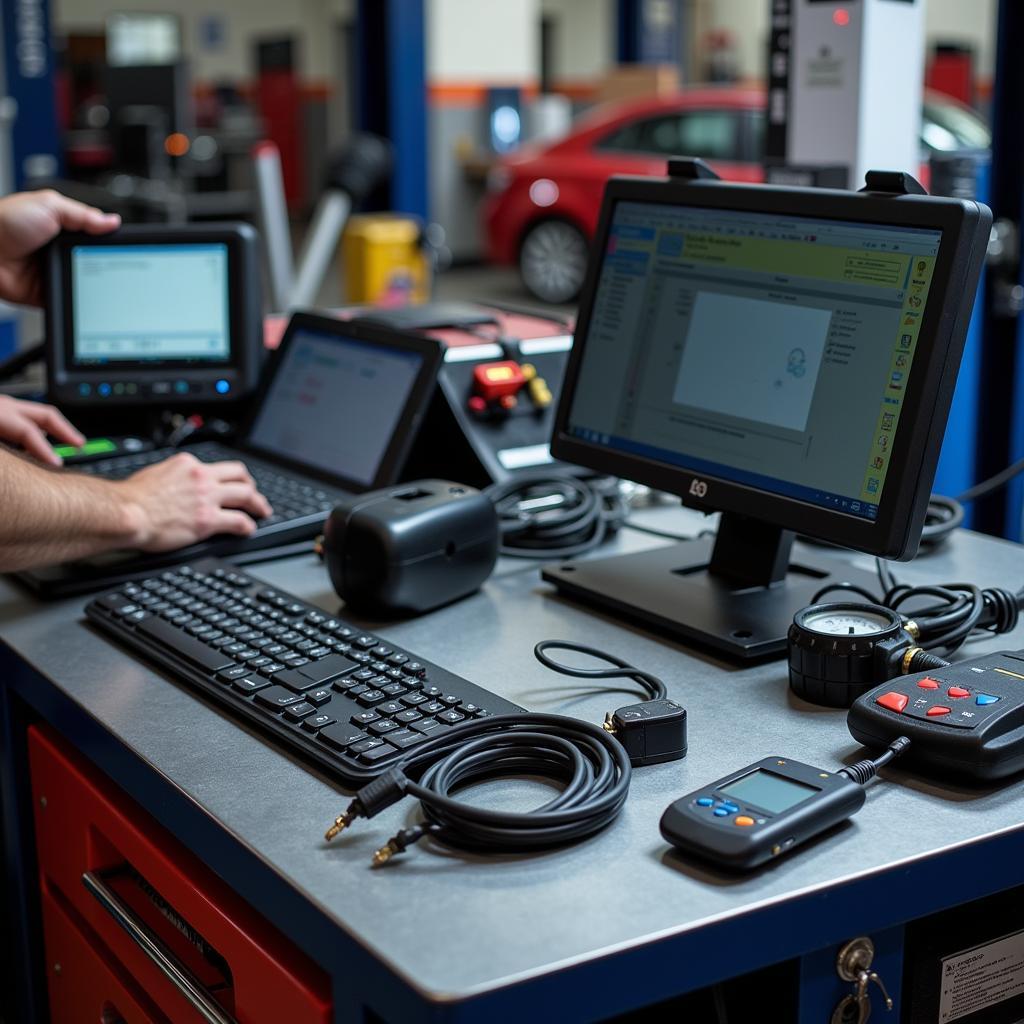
617, 0, 682, 65
1, 0, 61, 188
355, 0, 428, 220
974, 0, 1024, 537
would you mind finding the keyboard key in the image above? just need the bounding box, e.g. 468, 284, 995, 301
387, 653, 409, 667
358, 743, 397, 766
378, 701, 405, 717
411, 718, 444, 735
420, 700, 444, 715
273, 668, 329, 693
369, 719, 399, 736
254, 686, 303, 711
216, 666, 248, 683
437, 710, 466, 725
354, 635, 379, 650
381, 682, 408, 698
440, 694, 461, 707
401, 693, 428, 707
284, 702, 316, 722
304, 712, 339, 733
257, 661, 286, 677
295, 653, 357, 685
351, 668, 376, 683
352, 709, 381, 726
357, 690, 387, 707
388, 729, 427, 750
319, 724, 368, 750
307, 646, 332, 659
135, 617, 234, 672
306, 688, 333, 706
233, 677, 270, 695
395, 709, 422, 724
405, 662, 426, 677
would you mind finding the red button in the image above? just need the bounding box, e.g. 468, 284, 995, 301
948, 687, 970, 699
917, 678, 940, 689
927, 706, 951, 717
876, 692, 909, 713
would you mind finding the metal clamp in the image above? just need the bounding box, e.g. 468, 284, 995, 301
82, 871, 236, 1024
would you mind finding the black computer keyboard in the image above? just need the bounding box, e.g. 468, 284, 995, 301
77, 441, 341, 530
85, 559, 524, 786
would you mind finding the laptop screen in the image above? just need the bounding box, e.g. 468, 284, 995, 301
245, 325, 426, 486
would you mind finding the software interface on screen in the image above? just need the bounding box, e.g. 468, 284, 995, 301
246, 329, 424, 486
71, 244, 230, 364
567, 201, 942, 521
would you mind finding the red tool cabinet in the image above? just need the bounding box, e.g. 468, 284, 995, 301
28, 725, 332, 1023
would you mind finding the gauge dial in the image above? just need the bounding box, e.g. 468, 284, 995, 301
802, 609, 896, 636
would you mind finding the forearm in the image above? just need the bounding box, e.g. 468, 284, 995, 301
0, 446, 141, 570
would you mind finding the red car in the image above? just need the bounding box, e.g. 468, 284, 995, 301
484, 88, 990, 303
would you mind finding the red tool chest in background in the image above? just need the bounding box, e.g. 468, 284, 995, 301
28, 724, 332, 1023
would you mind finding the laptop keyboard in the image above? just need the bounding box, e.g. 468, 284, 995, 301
86, 559, 524, 786
76, 441, 339, 528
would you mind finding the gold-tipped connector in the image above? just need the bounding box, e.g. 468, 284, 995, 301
324, 810, 356, 842
602, 711, 617, 735
372, 840, 400, 867
902, 646, 925, 675
903, 618, 920, 640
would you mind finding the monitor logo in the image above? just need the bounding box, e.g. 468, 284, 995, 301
689, 478, 709, 499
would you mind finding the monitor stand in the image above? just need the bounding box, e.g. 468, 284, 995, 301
541, 512, 883, 660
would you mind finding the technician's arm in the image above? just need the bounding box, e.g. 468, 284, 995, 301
0, 450, 272, 571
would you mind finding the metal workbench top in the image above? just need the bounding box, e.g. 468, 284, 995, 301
4, 510, 1024, 1020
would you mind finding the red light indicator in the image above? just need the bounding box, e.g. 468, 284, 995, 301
833, 8, 850, 26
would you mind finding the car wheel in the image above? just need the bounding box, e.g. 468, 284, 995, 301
519, 219, 589, 304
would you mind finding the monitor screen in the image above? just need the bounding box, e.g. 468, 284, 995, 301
718, 769, 819, 814
566, 201, 943, 521
71, 244, 231, 365
246, 326, 426, 486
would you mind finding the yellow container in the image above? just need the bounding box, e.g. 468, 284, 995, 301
341, 214, 430, 304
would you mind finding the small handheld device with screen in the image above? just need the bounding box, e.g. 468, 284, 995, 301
659, 756, 866, 869
44, 223, 262, 410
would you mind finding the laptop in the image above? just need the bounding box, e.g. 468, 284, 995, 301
18, 311, 442, 596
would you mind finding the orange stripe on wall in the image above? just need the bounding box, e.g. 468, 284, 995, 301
429, 81, 539, 106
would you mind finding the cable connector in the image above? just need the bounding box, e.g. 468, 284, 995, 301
840, 736, 912, 786
372, 825, 429, 867
604, 699, 687, 766
324, 767, 409, 842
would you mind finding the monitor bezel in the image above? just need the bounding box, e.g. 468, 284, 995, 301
236, 310, 444, 493
551, 175, 989, 560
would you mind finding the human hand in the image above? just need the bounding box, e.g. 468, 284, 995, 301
0, 395, 85, 465
118, 454, 273, 552
0, 189, 120, 305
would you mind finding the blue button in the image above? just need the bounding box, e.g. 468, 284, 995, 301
78, 383, 91, 396
720, 802, 740, 813
215, 378, 231, 395
976, 694, 1000, 705
713, 807, 731, 817
174, 380, 189, 394
696, 797, 714, 807
98, 383, 111, 397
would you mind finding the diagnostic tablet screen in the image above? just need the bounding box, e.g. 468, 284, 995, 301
246, 326, 425, 486
71, 243, 231, 364
567, 201, 943, 521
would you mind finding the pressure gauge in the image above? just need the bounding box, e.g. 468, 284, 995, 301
788, 601, 913, 709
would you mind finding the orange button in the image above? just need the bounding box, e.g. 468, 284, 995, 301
917, 678, 940, 689
948, 687, 970, 699
876, 691, 909, 713
927, 706, 951, 717
734, 816, 755, 827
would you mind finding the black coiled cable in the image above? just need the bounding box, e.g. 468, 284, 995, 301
326, 714, 633, 863
533, 640, 668, 700
486, 472, 626, 559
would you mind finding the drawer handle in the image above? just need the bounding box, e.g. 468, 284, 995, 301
82, 871, 238, 1024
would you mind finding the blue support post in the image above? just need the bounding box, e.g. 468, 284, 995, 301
617, 0, 682, 65
355, 0, 428, 220
1, 0, 61, 188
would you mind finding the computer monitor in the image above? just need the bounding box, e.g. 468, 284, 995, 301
45, 223, 263, 410
544, 170, 991, 658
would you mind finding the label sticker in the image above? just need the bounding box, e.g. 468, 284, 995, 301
939, 928, 1024, 1022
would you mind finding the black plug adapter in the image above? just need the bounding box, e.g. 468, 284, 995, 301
604, 699, 687, 766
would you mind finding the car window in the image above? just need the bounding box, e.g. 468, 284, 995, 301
598, 111, 742, 160
921, 100, 991, 152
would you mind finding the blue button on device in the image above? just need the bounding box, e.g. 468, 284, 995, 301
976, 694, 1000, 705
215, 379, 230, 394
720, 802, 740, 813
713, 807, 731, 817
97, 383, 111, 397
696, 797, 714, 807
